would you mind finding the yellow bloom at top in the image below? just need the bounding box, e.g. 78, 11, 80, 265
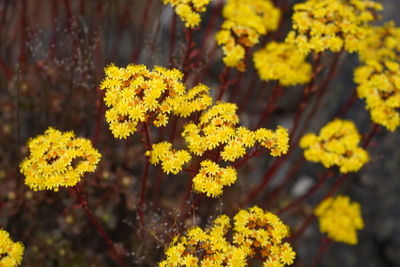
315, 195, 364, 245
216, 0, 280, 71
300, 119, 369, 173
101, 64, 212, 139
20, 127, 101, 191
160, 206, 295, 266
286, 0, 382, 54
233, 206, 296, 266
253, 41, 312, 86
162, 0, 211, 28
0, 229, 24, 266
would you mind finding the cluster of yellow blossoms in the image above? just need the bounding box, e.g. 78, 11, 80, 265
253, 41, 312, 86
182, 102, 289, 196
357, 22, 400, 63
216, 0, 280, 71
354, 22, 400, 131
147, 142, 192, 175
160, 206, 295, 266
192, 160, 237, 197
286, 0, 382, 54
100, 64, 212, 139
128, 63, 289, 198
162, 0, 211, 28
300, 119, 369, 173
20, 128, 101, 191
315, 195, 364, 245
183, 103, 289, 160
0, 229, 24, 266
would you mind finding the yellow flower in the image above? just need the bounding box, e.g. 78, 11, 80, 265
216, 0, 280, 71
162, 0, 211, 28
101, 64, 212, 139
192, 160, 237, 197
20, 127, 101, 191
159, 214, 236, 266
0, 229, 24, 267
315, 195, 364, 245
233, 206, 295, 266
300, 119, 369, 173
354, 23, 400, 131
253, 41, 311, 86
148, 142, 192, 175
358, 21, 400, 63
286, 0, 382, 54
255, 126, 289, 157
160, 207, 295, 266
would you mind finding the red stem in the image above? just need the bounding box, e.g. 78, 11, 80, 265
0, 56, 13, 81
183, 28, 193, 81
255, 83, 283, 128
168, 13, 177, 67
238, 72, 258, 114
293, 52, 342, 145
266, 157, 305, 205
311, 236, 332, 267
132, 0, 153, 62
216, 67, 231, 100
138, 123, 151, 228
241, 156, 286, 205
278, 170, 333, 214
289, 53, 322, 141
71, 186, 127, 267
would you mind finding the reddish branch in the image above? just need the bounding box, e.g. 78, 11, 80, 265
71, 186, 127, 267
138, 123, 151, 228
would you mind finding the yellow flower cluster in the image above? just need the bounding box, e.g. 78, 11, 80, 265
20, 127, 101, 191
101, 64, 212, 139
233, 206, 296, 266
300, 119, 369, 173
147, 142, 192, 175
253, 41, 312, 86
314, 195, 364, 245
183, 103, 289, 159
162, 0, 211, 28
354, 60, 400, 131
357, 22, 400, 63
0, 229, 24, 266
160, 206, 295, 267
192, 160, 237, 197
354, 22, 400, 131
286, 0, 382, 54
182, 102, 289, 197
216, 0, 280, 71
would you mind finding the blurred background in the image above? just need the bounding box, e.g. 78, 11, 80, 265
0, 0, 399, 266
